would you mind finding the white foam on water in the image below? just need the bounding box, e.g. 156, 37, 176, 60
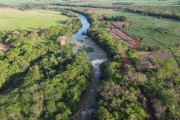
91, 59, 106, 66
81, 110, 88, 120
91, 59, 106, 76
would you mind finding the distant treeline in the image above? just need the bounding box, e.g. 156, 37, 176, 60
103, 16, 127, 22
0, 3, 11, 7
125, 7, 180, 21
112, 2, 135, 6
0, 3, 49, 11
0, 3, 16, 8
53, 3, 120, 9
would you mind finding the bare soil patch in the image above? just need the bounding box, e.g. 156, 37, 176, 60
137, 50, 173, 70
140, 86, 157, 120
0, 43, 10, 52
107, 22, 141, 49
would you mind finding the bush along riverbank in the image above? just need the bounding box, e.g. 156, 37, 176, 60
0, 13, 94, 120
71, 10, 149, 120
74, 10, 180, 120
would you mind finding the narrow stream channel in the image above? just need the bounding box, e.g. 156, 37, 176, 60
71, 13, 107, 120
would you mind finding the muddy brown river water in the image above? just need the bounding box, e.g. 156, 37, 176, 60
71, 13, 107, 120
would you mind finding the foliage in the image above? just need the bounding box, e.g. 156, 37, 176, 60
0, 14, 92, 119
106, 11, 180, 50
83, 47, 94, 53
79, 11, 148, 120
104, 15, 127, 22
96, 61, 148, 120
0, 50, 92, 120
0, 16, 81, 89
142, 59, 180, 120
85, 12, 127, 60
79, 10, 180, 120
171, 46, 180, 64
125, 6, 180, 20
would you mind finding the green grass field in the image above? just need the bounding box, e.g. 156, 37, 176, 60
0, 0, 62, 5
66, 0, 180, 6
171, 46, 180, 64
106, 11, 180, 48
0, 0, 179, 6
0, 8, 67, 31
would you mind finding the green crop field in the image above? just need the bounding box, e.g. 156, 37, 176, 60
65, 0, 180, 6
106, 11, 180, 49
0, 8, 67, 31
0, 0, 62, 5
0, 0, 179, 6
171, 46, 180, 64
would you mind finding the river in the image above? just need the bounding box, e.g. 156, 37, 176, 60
71, 13, 107, 120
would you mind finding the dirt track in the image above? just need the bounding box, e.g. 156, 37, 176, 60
140, 87, 157, 120
108, 22, 141, 49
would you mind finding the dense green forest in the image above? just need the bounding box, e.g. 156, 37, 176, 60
0, 13, 93, 119
125, 6, 180, 20
82, 11, 180, 120
0, 3, 179, 120
0, 13, 80, 89
86, 12, 148, 120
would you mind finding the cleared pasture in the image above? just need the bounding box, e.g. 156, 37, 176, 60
0, 0, 63, 5
171, 46, 180, 65
65, 0, 180, 6
0, 0, 179, 6
106, 11, 180, 48
0, 8, 67, 31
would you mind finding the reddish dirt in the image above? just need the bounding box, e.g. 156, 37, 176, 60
121, 57, 131, 64
107, 22, 141, 50
120, 56, 157, 120
0, 43, 9, 52
140, 87, 157, 120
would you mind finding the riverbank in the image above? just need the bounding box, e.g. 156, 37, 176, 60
71, 13, 107, 120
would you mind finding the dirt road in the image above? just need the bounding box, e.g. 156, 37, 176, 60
108, 22, 141, 49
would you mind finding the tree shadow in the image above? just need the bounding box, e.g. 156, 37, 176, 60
0, 54, 47, 95
56, 20, 66, 24
28, 27, 39, 30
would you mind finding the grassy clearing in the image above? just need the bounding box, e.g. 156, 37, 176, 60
64, 0, 179, 6
0, 0, 63, 5
129, 0, 179, 6
171, 46, 180, 64
106, 11, 180, 48
0, 8, 67, 31
1, 0, 179, 6
125, 6, 180, 20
